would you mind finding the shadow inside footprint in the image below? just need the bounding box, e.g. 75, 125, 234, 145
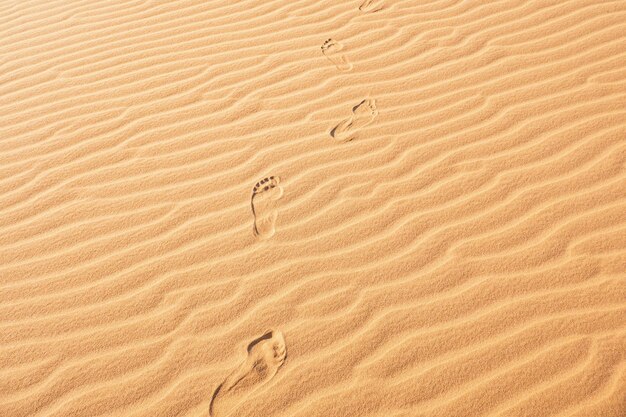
331, 98, 378, 142
210, 330, 287, 417
321, 38, 353, 72
359, 0, 384, 12
251, 176, 283, 239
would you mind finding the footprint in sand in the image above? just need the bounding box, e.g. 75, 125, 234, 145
359, 0, 384, 13
210, 330, 287, 417
331, 98, 378, 142
321, 39, 353, 72
251, 176, 283, 239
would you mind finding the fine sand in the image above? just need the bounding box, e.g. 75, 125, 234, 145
1, 0, 626, 416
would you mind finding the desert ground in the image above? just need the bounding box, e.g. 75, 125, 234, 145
1, 0, 625, 416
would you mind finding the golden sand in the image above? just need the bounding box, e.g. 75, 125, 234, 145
1, 0, 625, 416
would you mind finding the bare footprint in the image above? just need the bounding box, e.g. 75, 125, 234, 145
210, 330, 287, 417
321, 39, 353, 72
251, 176, 283, 239
359, 0, 384, 12
331, 98, 378, 142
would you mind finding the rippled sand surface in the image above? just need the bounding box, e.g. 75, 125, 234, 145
1, 0, 625, 416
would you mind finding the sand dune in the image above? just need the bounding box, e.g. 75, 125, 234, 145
1, 0, 625, 416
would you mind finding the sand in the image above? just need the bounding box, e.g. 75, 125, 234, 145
1, 0, 625, 416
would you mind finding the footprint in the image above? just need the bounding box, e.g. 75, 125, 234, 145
251, 176, 283, 239
210, 330, 287, 417
331, 98, 378, 142
359, 0, 384, 13
321, 39, 353, 72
